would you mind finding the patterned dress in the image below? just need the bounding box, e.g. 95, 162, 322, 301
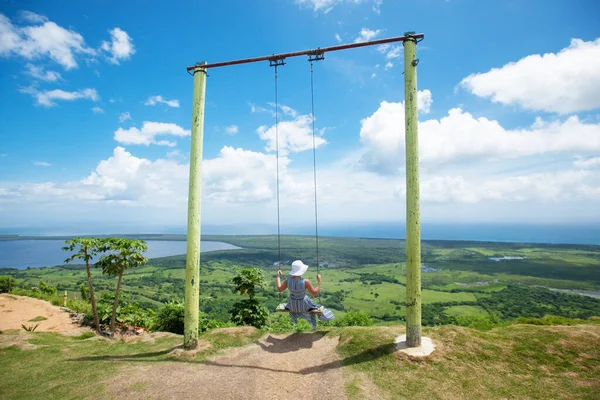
283, 276, 335, 330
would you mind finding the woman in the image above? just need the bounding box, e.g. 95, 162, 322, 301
276, 260, 335, 331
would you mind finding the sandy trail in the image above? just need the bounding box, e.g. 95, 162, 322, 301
0, 294, 81, 333
105, 332, 347, 400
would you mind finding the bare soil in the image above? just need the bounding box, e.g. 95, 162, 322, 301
104, 332, 347, 400
0, 294, 82, 333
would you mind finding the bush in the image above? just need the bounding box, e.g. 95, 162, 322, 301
268, 313, 313, 332
0, 276, 17, 293
331, 311, 374, 327
230, 298, 270, 329
153, 301, 185, 334
80, 283, 89, 301
39, 280, 57, 296
199, 318, 234, 333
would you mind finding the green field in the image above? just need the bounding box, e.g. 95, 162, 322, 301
1, 235, 600, 325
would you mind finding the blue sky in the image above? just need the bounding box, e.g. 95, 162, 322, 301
0, 0, 599, 234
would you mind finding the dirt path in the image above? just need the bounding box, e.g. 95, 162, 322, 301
106, 332, 347, 400
0, 294, 81, 333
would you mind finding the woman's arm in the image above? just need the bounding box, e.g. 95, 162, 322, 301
305, 274, 322, 296
276, 270, 288, 293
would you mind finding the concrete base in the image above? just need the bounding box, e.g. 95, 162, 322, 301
395, 335, 435, 357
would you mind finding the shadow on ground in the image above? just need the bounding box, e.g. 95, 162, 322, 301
68, 332, 398, 374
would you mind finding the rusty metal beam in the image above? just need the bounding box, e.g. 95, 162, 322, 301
186, 33, 424, 71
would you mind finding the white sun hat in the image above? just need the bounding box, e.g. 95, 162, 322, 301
289, 260, 309, 276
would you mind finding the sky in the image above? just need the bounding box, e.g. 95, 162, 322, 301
0, 0, 599, 235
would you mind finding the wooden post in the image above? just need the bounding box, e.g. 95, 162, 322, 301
63, 290, 68, 307
184, 62, 207, 350
403, 33, 422, 347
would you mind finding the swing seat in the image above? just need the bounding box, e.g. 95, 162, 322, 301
275, 303, 323, 314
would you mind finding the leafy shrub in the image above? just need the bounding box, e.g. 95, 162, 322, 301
268, 313, 312, 332
153, 301, 185, 334
94, 291, 153, 328
199, 317, 234, 333
231, 299, 270, 329
331, 311, 374, 327
118, 303, 154, 329
0, 276, 17, 293
39, 280, 57, 296
80, 283, 89, 301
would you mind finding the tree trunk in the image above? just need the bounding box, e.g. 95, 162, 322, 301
85, 256, 101, 333
110, 270, 124, 333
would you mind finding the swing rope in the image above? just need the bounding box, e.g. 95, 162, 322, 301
309, 60, 322, 304
274, 63, 283, 300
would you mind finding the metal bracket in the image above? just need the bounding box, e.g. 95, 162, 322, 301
403, 31, 424, 44
412, 59, 420, 66
308, 49, 325, 62
269, 57, 286, 67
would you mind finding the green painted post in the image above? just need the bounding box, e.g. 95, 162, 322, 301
184, 62, 207, 350
403, 34, 422, 347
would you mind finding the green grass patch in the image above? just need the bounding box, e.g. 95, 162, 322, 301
444, 305, 488, 317
336, 323, 600, 399
27, 316, 47, 322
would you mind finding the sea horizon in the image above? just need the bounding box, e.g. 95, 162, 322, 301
1, 222, 599, 245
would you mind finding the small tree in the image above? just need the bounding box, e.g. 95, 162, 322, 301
0, 276, 17, 293
230, 268, 270, 328
63, 238, 104, 333
96, 238, 147, 333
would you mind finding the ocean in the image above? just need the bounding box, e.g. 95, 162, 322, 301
0, 240, 240, 270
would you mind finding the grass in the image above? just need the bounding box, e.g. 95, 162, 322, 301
0, 327, 262, 400
28, 316, 47, 322
1, 317, 599, 399
444, 305, 488, 317
337, 322, 600, 399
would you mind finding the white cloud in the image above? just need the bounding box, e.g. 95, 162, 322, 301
417, 89, 433, 114
267, 102, 298, 118
384, 61, 393, 70
0, 13, 95, 70
114, 121, 190, 146
460, 38, 600, 114
144, 95, 180, 108
2, 146, 287, 206
377, 43, 401, 60
91, 106, 104, 114
250, 103, 269, 113
33, 161, 51, 167
20, 86, 99, 107
100, 27, 134, 64
385, 45, 401, 60
395, 170, 600, 204
257, 114, 327, 156
18, 11, 48, 24
24, 63, 61, 82
119, 112, 132, 122
574, 157, 600, 169
225, 125, 239, 135
354, 28, 381, 43
335, 33, 342, 43
167, 150, 181, 158
294, 0, 383, 14
372, 0, 382, 13
359, 92, 600, 174
371, 73, 376, 78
